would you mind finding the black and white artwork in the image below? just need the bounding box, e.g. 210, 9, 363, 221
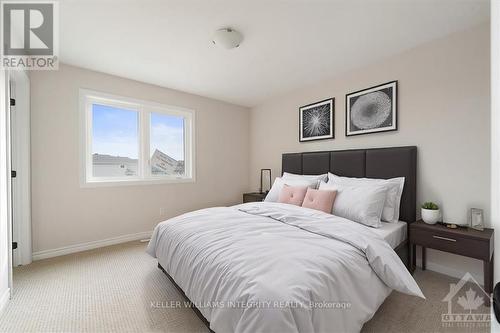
299, 98, 334, 142
346, 81, 397, 136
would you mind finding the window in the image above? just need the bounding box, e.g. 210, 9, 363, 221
80, 90, 194, 186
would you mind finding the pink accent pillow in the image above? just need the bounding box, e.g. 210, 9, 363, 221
278, 185, 308, 206
301, 188, 337, 213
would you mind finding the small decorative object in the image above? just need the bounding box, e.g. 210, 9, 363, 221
260, 169, 272, 194
346, 81, 397, 136
299, 98, 334, 142
470, 208, 484, 231
421, 202, 440, 224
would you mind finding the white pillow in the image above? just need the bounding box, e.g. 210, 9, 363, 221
282, 172, 328, 183
319, 181, 387, 228
264, 177, 320, 202
327, 173, 405, 223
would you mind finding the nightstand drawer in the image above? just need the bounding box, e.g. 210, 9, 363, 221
410, 228, 491, 261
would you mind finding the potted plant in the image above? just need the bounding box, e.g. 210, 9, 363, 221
421, 202, 440, 224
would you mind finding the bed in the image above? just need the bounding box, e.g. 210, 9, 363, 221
147, 146, 422, 332
372, 220, 407, 249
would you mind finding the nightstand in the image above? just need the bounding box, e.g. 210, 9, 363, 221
243, 192, 267, 203
410, 221, 494, 296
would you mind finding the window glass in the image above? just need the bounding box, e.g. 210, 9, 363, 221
150, 112, 185, 176
92, 104, 139, 178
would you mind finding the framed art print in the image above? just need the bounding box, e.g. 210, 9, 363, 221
299, 98, 334, 142
346, 81, 397, 136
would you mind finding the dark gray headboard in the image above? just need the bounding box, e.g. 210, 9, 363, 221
282, 146, 417, 223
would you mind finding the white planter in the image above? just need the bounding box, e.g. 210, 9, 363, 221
421, 208, 440, 224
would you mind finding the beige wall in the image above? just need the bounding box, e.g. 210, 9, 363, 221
31, 64, 250, 253
249, 23, 490, 280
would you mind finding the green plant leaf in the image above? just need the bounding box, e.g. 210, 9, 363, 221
422, 202, 439, 210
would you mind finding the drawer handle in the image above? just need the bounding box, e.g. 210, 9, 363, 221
433, 235, 456, 242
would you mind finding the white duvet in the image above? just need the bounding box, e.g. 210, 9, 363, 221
147, 202, 424, 333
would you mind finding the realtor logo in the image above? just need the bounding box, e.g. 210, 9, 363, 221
1, 1, 58, 70
441, 272, 490, 328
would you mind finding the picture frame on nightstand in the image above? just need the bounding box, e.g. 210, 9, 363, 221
470, 208, 484, 231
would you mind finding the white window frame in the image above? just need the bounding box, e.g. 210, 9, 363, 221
79, 89, 195, 187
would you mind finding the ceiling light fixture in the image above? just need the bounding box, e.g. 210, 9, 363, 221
212, 28, 243, 49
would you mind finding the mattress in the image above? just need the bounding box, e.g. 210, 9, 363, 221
372, 220, 407, 249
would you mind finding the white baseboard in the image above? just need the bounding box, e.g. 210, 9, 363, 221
0, 288, 10, 315
32, 231, 151, 261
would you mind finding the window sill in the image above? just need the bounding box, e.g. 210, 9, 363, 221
80, 177, 195, 188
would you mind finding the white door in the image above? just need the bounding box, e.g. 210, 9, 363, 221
9, 71, 31, 267
0, 70, 14, 304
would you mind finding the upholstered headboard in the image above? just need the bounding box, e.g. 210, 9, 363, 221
282, 146, 417, 223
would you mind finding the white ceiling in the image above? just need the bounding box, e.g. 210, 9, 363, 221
60, 0, 489, 107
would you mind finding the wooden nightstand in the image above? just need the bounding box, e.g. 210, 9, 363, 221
243, 192, 267, 203
410, 221, 494, 295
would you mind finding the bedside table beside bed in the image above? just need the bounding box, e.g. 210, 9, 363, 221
409, 221, 494, 299
243, 192, 267, 203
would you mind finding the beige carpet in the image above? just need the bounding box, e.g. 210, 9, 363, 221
0, 241, 491, 332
